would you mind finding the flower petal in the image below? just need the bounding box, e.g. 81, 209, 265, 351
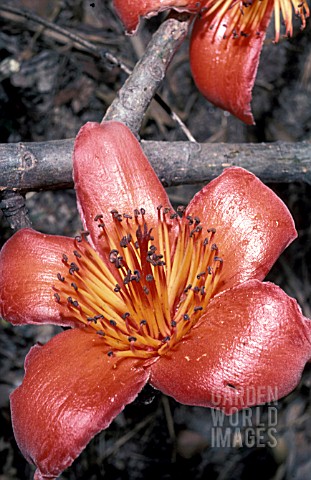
73, 121, 174, 257
150, 280, 311, 414
185, 167, 296, 295
113, 0, 201, 34
0, 228, 79, 327
11, 328, 149, 479
189, 2, 274, 124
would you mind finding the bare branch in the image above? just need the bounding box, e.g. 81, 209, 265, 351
103, 17, 190, 135
1, 139, 310, 194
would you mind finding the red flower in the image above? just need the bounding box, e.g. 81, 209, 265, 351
113, 0, 310, 124
1, 121, 311, 479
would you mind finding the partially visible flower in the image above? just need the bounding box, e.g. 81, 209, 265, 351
113, 0, 309, 124
1, 121, 311, 479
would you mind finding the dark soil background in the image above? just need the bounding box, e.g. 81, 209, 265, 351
0, 1, 311, 479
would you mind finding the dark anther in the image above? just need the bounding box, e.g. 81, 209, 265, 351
183, 314, 190, 320
148, 245, 157, 253
140, 208, 146, 215
162, 336, 171, 343
134, 241, 139, 249
109, 249, 119, 263
115, 256, 124, 269
140, 319, 147, 326
73, 300, 79, 307
211, 243, 218, 251
109, 319, 117, 326
186, 215, 194, 225
123, 213, 133, 219
107, 351, 114, 357
67, 296, 73, 304
122, 312, 130, 319
146, 274, 154, 282
170, 213, 178, 219
214, 256, 223, 263
194, 216, 201, 225
54, 293, 60, 302
87, 317, 95, 322
200, 286, 205, 295
163, 207, 171, 214
208, 266, 213, 274
194, 306, 203, 312
73, 250, 82, 258
207, 227, 216, 234
75, 235, 82, 243
143, 286, 150, 294
57, 273, 65, 282
134, 208, 140, 217
97, 331, 105, 336
114, 284, 121, 292
123, 270, 132, 285
94, 314, 104, 320
120, 234, 132, 248
62, 254, 68, 263
203, 238, 209, 246
177, 205, 186, 214
197, 272, 206, 279
97, 222, 105, 229
128, 336, 137, 342
69, 262, 79, 275
110, 209, 118, 215
71, 282, 78, 291
157, 204, 162, 211
94, 214, 103, 221
190, 225, 202, 237
184, 284, 192, 293
131, 270, 141, 282
171, 320, 177, 327
193, 286, 200, 293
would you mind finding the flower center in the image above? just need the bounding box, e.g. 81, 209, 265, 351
53, 207, 223, 360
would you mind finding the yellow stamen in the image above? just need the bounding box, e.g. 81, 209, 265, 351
53, 207, 224, 360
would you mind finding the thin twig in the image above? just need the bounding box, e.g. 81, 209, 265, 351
0, 4, 193, 140
103, 17, 191, 136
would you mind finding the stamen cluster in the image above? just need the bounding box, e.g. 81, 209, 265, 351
53, 207, 223, 359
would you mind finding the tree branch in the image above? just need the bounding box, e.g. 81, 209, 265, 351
103, 17, 190, 135
1, 139, 310, 194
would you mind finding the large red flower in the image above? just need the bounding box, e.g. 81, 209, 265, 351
1, 121, 311, 479
113, 0, 310, 124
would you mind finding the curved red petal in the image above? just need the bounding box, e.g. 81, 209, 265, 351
189, 3, 274, 124
73, 121, 174, 258
0, 228, 79, 327
113, 0, 201, 34
11, 328, 149, 479
185, 167, 296, 295
150, 280, 311, 414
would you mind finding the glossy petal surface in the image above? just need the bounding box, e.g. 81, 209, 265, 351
190, 4, 274, 124
150, 280, 311, 414
11, 328, 149, 479
185, 167, 296, 295
0, 229, 78, 327
73, 121, 174, 258
113, 0, 200, 33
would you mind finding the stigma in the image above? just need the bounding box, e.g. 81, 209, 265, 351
53, 207, 223, 360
